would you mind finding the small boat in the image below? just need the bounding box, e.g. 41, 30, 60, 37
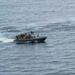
14, 32, 47, 44
14, 36, 47, 44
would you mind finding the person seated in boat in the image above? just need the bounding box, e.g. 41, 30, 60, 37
23, 33, 26, 39
16, 35, 21, 40
16, 35, 18, 39
23, 33, 29, 39
16, 34, 24, 40
24, 33, 29, 39
30, 31, 35, 38
24, 33, 31, 39
28, 33, 32, 39
21, 34, 24, 37
37, 34, 39, 37
21, 34, 24, 39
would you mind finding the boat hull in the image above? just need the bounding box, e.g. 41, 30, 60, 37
14, 37, 47, 44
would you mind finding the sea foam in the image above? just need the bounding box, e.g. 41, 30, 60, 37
0, 33, 14, 43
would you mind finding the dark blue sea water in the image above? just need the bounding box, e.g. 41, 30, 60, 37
0, 0, 75, 75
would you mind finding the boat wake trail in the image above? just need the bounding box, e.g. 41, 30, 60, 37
0, 38, 14, 43
0, 33, 14, 43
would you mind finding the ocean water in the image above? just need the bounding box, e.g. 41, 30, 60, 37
0, 0, 75, 75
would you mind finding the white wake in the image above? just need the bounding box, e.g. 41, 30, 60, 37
0, 33, 14, 43
0, 38, 14, 43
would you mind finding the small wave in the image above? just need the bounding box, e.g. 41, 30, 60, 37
0, 26, 21, 33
